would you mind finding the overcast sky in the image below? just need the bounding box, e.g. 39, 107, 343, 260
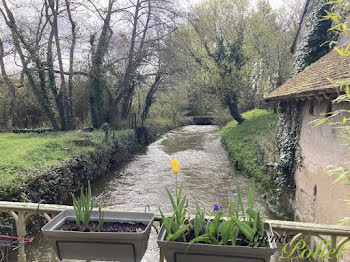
182, 0, 284, 9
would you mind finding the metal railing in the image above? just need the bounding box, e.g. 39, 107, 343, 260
0, 201, 350, 262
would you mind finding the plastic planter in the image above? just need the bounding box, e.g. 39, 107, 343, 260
41, 209, 154, 262
157, 223, 277, 262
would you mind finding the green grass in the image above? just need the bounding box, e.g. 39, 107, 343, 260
0, 131, 108, 184
220, 109, 288, 218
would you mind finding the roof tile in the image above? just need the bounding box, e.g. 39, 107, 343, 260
266, 49, 350, 101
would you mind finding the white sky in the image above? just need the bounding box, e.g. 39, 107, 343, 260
267, 0, 284, 9
182, 0, 284, 9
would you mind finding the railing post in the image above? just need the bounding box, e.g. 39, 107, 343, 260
329, 235, 337, 262
16, 211, 27, 262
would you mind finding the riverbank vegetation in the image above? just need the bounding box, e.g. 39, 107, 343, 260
220, 109, 289, 218
0, 130, 136, 203
0, 131, 104, 178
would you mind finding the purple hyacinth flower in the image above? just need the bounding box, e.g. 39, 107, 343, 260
213, 203, 219, 211
227, 192, 233, 198
216, 193, 222, 198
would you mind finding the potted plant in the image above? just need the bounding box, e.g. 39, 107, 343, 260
157, 159, 277, 262
41, 182, 154, 261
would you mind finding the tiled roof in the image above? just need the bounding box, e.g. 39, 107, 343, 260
265, 49, 350, 101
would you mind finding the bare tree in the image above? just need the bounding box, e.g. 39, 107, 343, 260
106, 0, 177, 126
0, 0, 59, 129
0, 38, 16, 131
0, 0, 178, 129
65, 0, 77, 123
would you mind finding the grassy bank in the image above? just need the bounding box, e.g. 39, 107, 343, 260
0, 130, 135, 194
220, 109, 289, 218
0, 131, 103, 181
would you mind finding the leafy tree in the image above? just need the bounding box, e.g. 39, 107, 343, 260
245, 1, 296, 107
169, 0, 298, 123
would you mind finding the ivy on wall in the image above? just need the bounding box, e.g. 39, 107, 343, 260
276, 0, 337, 193
292, 0, 337, 77
276, 101, 304, 192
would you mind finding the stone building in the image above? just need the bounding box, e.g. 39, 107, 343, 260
266, 49, 350, 226
265, 0, 350, 227
266, 1, 350, 260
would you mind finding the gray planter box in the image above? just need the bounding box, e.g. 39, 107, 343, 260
42, 209, 154, 262
157, 223, 277, 262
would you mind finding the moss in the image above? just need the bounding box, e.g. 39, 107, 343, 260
0, 130, 137, 204
220, 109, 290, 219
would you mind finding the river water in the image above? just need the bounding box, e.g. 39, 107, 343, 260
23, 125, 272, 262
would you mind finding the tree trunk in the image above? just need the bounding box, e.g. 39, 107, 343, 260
65, 0, 77, 128
121, 82, 136, 119
0, 39, 15, 131
88, 0, 114, 128
226, 93, 245, 124
47, 20, 66, 131
112, 0, 152, 123
142, 74, 161, 122
49, 0, 70, 130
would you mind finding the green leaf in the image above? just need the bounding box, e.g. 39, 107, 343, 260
166, 224, 190, 241
235, 181, 244, 217
178, 195, 186, 218
189, 234, 210, 245
230, 225, 239, 246
159, 208, 172, 234
180, 199, 188, 223
209, 212, 222, 239
165, 187, 177, 212
232, 217, 254, 243
177, 183, 183, 205
332, 170, 350, 184
337, 217, 350, 225
247, 180, 256, 211
219, 220, 233, 245
194, 200, 205, 237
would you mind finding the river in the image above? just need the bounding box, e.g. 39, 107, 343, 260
22, 125, 272, 261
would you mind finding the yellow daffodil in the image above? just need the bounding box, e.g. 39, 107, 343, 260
171, 159, 181, 174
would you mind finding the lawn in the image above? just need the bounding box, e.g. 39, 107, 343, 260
0, 131, 107, 184
219, 109, 288, 218
220, 109, 279, 169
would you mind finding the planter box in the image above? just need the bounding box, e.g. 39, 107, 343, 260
42, 209, 154, 262
157, 223, 277, 262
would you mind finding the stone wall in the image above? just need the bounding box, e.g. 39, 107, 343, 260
294, 99, 350, 224
294, 98, 350, 261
